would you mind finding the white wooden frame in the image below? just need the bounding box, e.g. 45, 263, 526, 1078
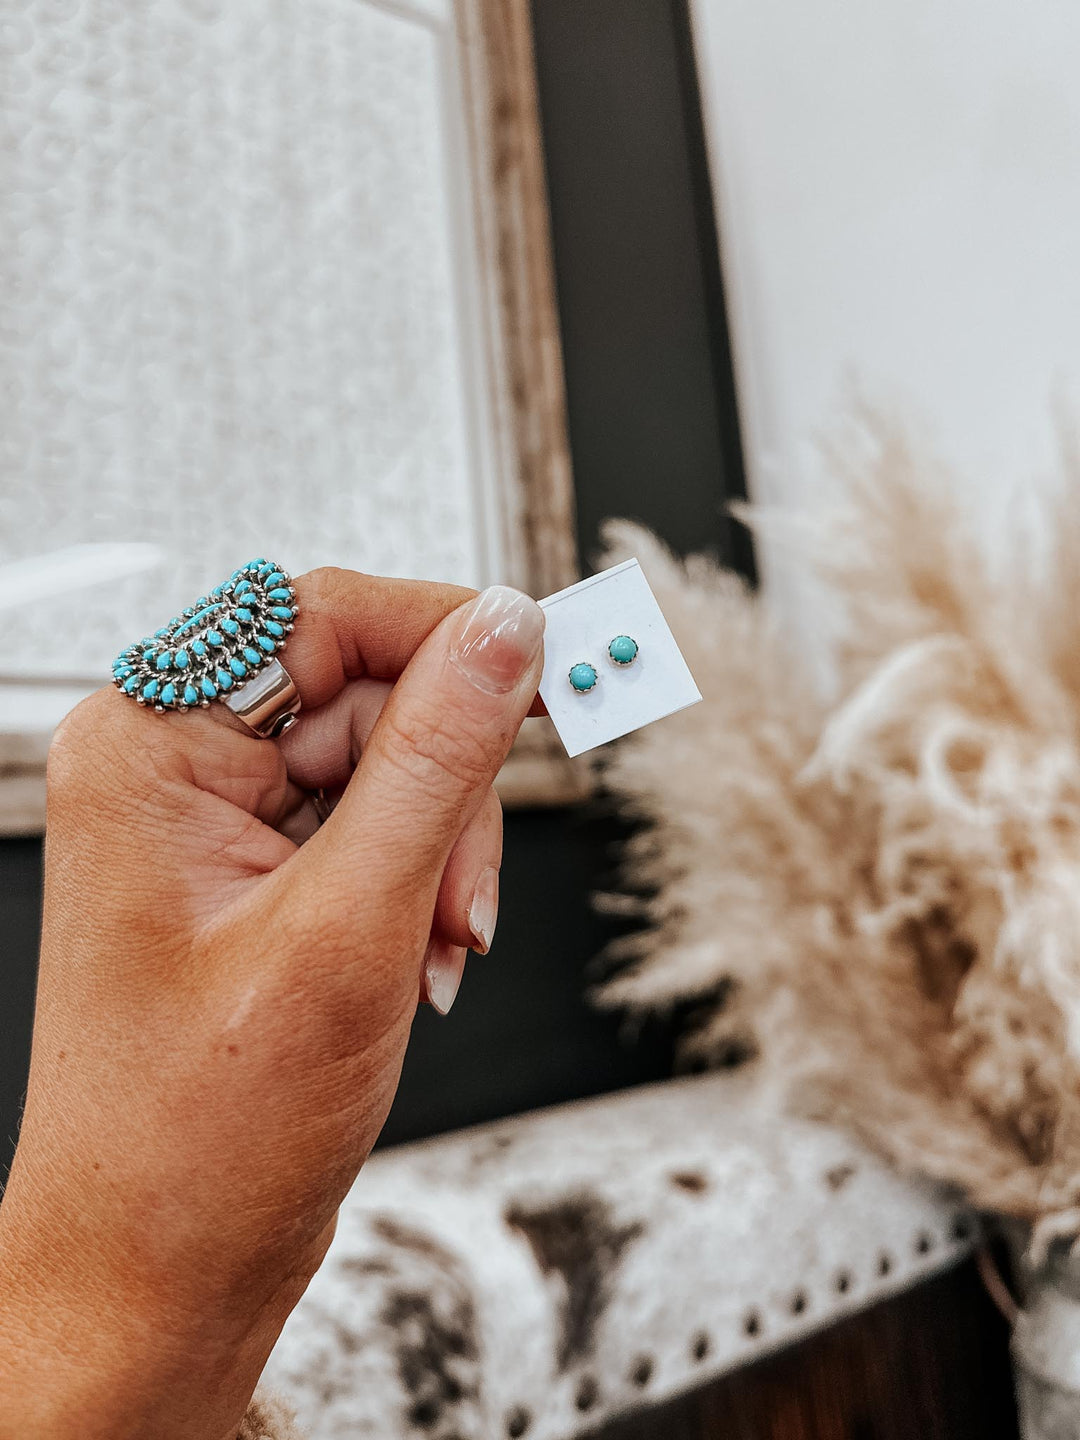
0, 0, 586, 832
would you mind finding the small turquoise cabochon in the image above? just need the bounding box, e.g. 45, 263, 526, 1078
569, 661, 598, 694
608, 634, 639, 667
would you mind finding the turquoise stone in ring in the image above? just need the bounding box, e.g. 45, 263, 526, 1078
112, 559, 298, 715
569, 661, 598, 694
608, 634, 639, 667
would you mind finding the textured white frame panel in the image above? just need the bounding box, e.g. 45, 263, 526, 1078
0, 0, 581, 827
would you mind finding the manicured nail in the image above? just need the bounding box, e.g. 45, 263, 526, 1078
468, 866, 500, 954
424, 938, 468, 1016
448, 586, 545, 696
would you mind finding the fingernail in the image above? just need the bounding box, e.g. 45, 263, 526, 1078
424, 939, 468, 1016
468, 866, 500, 954
448, 586, 545, 696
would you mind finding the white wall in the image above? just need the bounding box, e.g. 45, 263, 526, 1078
691, 0, 1080, 573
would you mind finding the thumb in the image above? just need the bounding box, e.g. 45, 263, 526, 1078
291, 585, 544, 939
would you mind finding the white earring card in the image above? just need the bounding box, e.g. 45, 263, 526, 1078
537, 559, 702, 758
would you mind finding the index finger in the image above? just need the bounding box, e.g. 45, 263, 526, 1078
289, 569, 476, 708
290, 568, 546, 716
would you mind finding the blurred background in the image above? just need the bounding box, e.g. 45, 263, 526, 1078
8, 1, 1080, 1435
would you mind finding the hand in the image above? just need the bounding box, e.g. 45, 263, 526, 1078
0, 570, 545, 1440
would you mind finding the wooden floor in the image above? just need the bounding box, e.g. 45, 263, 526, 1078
591, 1261, 1019, 1440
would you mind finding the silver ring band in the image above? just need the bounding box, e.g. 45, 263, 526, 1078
222, 657, 301, 738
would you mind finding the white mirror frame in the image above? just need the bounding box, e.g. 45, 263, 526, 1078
0, 0, 586, 834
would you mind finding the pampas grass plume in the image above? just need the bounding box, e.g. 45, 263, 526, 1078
598, 417, 1080, 1251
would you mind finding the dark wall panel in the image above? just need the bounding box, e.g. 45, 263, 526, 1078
530, 0, 752, 576
0, 840, 42, 1179
382, 809, 678, 1148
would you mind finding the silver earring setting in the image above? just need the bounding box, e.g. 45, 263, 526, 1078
607, 635, 639, 667
568, 661, 599, 694
570, 637, 640, 694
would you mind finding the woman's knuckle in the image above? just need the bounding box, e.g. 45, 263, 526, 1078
48, 689, 118, 789
297, 565, 369, 612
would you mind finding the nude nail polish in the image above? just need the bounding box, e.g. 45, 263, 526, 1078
448, 586, 545, 696
468, 866, 500, 954
425, 938, 468, 1016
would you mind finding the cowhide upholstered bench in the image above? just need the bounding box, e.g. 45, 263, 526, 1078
261, 1071, 1000, 1439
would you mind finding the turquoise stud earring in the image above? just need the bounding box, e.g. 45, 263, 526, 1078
607, 634, 639, 667
569, 661, 598, 694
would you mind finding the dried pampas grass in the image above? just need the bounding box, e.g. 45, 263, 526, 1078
598, 417, 1080, 1249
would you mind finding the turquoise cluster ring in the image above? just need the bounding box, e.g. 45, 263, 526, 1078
112, 559, 302, 738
